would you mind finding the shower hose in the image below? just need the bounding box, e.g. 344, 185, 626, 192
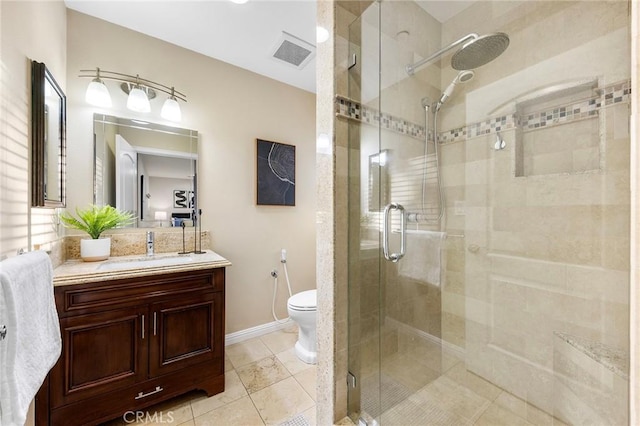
422, 105, 445, 223
271, 260, 293, 323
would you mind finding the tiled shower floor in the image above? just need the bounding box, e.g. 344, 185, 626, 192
357, 344, 570, 426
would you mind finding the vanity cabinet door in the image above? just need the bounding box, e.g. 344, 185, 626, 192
50, 306, 149, 408
149, 292, 223, 377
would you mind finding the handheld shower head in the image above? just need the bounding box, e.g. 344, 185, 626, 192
435, 70, 475, 111
455, 70, 475, 83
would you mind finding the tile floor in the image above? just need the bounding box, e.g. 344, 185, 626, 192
102, 325, 318, 426
102, 325, 569, 426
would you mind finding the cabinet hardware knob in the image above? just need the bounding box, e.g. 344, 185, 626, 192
134, 386, 164, 400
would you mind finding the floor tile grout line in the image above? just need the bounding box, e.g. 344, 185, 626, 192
247, 389, 268, 425
291, 373, 315, 403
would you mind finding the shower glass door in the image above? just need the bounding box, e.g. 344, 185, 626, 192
347, 1, 631, 425
346, 3, 383, 422
347, 1, 450, 423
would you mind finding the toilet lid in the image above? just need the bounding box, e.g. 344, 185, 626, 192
288, 289, 317, 310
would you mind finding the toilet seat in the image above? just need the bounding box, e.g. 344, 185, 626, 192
287, 289, 316, 311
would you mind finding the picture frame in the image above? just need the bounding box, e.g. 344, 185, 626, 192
256, 139, 295, 206
173, 190, 194, 208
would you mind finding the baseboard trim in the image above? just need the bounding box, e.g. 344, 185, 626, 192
225, 319, 293, 346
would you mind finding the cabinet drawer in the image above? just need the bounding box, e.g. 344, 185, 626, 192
50, 365, 224, 426
57, 268, 224, 316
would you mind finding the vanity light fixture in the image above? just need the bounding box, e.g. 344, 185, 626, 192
161, 88, 182, 122
126, 77, 152, 113
85, 68, 112, 107
79, 68, 186, 121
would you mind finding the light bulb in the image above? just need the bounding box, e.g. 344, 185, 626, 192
161, 96, 182, 122
85, 78, 112, 107
316, 26, 329, 43
127, 86, 151, 113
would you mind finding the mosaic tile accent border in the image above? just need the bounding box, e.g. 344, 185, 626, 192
439, 80, 631, 144
439, 114, 518, 144
336, 96, 428, 141
335, 80, 631, 145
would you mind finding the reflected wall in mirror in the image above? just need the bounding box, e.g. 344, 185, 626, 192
368, 149, 390, 212
93, 114, 198, 228
32, 60, 66, 207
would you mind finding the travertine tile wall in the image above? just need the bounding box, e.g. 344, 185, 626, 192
327, 0, 637, 423
444, 1, 631, 419
316, 1, 346, 424
631, 1, 639, 422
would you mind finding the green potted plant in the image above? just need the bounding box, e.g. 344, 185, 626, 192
60, 204, 135, 261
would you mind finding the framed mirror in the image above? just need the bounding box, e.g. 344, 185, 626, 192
93, 114, 198, 228
31, 60, 66, 207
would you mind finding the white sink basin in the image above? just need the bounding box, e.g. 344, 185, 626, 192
98, 255, 194, 271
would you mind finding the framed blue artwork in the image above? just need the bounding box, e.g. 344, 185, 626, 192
256, 139, 295, 206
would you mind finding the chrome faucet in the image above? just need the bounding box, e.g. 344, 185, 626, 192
146, 231, 154, 256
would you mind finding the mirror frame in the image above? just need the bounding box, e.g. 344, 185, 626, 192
31, 60, 66, 208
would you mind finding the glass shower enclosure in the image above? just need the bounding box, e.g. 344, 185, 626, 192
346, 1, 631, 425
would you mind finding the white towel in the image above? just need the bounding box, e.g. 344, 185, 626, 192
0, 251, 61, 426
397, 230, 446, 286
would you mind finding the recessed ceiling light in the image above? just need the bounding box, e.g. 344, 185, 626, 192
316, 26, 329, 43
229, 0, 249, 4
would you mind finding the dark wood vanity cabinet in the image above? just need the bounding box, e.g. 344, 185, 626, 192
36, 268, 226, 426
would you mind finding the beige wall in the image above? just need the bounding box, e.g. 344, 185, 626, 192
0, 2, 67, 422
0, 0, 67, 260
65, 10, 316, 334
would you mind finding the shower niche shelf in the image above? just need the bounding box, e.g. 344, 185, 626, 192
507, 79, 603, 178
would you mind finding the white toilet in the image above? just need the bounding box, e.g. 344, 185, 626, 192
287, 289, 317, 364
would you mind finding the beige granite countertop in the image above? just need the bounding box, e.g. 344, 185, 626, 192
53, 250, 231, 286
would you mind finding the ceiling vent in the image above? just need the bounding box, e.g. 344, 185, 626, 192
271, 31, 315, 69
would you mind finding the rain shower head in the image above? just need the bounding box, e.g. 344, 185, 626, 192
435, 70, 475, 112
406, 32, 510, 75
451, 32, 510, 70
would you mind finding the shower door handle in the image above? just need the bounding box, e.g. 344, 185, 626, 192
383, 203, 406, 263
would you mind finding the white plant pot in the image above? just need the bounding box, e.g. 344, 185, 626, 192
80, 237, 111, 262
